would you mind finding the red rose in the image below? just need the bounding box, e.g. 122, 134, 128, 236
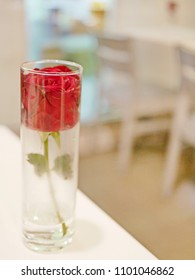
21, 65, 81, 132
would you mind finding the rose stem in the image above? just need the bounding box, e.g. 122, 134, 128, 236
43, 137, 67, 236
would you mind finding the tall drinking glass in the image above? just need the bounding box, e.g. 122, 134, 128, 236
21, 60, 82, 252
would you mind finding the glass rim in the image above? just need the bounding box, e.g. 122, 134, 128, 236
21, 59, 83, 76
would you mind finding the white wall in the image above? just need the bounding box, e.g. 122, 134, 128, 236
106, 0, 195, 31
176, 0, 195, 27
0, 0, 26, 130
105, 0, 195, 90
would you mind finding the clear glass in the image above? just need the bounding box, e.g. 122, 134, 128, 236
21, 60, 82, 252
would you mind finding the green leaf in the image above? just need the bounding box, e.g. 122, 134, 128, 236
39, 132, 61, 149
53, 154, 72, 179
39, 132, 50, 143
51, 132, 61, 148
27, 153, 47, 176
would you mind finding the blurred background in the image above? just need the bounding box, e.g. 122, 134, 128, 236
1, 0, 195, 259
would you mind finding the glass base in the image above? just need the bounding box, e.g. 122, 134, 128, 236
23, 230, 74, 253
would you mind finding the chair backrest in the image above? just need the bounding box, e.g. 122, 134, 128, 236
96, 32, 134, 72
179, 46, 195, 89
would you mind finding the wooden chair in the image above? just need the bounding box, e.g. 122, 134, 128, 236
96, 32, 179, 169
163, 46, 195, 195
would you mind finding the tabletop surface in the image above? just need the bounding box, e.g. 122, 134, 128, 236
117, 26, 195, 47
0, 125, 156, 260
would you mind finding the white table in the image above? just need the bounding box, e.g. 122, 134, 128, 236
0, 126, 156, 260
112, 26, 195, 90
120, 26, 195, 46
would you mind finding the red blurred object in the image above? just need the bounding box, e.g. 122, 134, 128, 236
167, 1, 177, 14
